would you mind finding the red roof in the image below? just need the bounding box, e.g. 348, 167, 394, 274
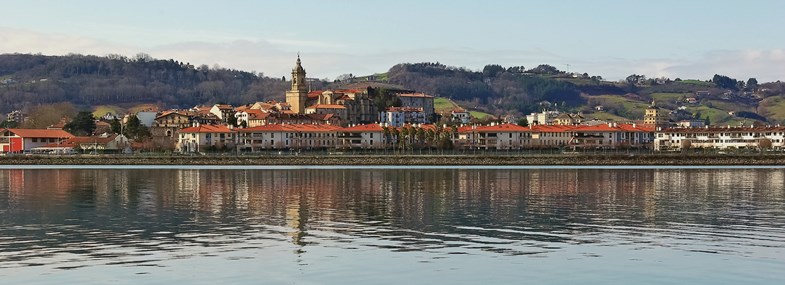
456, 123, 653, 134
308, 104, 346, 109
6, 128, 74, 138
240, 124, 340, 133
340, 124, 384, 133
178, 124, 234, 133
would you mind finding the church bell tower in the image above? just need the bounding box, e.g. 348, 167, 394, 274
286, 55, 309, 114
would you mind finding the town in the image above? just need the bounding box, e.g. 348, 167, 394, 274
2, 57, 785, 155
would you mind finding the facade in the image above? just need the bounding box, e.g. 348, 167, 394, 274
526, 111, 560, 126
676, 120, 706, 128
285, 56, 309, 114
304, 104, 348, 122
654, 126, 785, 151
0, 129, 74, 153
338, 124, 385, 149
236, 124, 340, 151
553, 113, 584, 126
40, 134, 130, 153
209, 104, 235, 121
176, 124, 236, 153
457, 124, 532, 150
644, 105, 669, 127
451, 108, 471, 124
398, 93, 435, 119
380, 107, 427, 127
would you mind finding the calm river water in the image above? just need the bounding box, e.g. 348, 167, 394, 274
1, 167, 784, 284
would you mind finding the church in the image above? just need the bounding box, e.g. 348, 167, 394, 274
284, 56, 377, 125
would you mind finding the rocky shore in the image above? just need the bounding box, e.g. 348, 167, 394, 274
2, 154, 785, 166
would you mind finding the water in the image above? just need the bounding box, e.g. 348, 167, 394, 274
1, 167, 784, 284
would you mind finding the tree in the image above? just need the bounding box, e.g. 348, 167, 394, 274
517, 118, 529, 127
482, 64, 505, 78
747, 78, 758, 91
0, 120, 18, 128
712, 74, 739, 90
110, 118, 122, 134
64, 111, 97, 136
528, 64, 561, 75
125, 115, 151, 140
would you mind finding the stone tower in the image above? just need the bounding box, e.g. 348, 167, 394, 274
286, 55, 309, 114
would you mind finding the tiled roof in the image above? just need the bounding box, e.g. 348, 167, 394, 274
178, 124, 234, 133
239, 124, 340, 133
43, 134, 119, 147
340, 124, 384, 132
661, 126, 785, 133
6, 129, 74, 138
307, 104, 347, 109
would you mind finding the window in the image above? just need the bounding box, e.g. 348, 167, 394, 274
32, 138, 38, 142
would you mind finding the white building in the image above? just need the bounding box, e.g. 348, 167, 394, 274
176, 124, 236, 153
379, 107, 427, 127
338, 123, 386, 149
654, 126, 785, 151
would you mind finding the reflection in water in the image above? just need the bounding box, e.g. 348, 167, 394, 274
1, 168, 784, 284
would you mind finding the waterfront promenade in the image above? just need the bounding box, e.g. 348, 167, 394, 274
2, 153, 785, 166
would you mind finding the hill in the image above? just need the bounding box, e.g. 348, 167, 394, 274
0, 53, 317, 113
3, 53, 785, 125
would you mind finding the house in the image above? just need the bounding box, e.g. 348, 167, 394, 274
686, 97, 698, 104
338, 123, 386, 149
176, 124, 236, 153
677, 120, 706, 128
526, 111, 560, 126
0, 129, 74, 153
553, 113, 584, 126
38, 133, 130, 154
569, 124, 654, 148
451, 108, 471, 124
397, 93, 435, 119
210, 104, 236, 121
380, 107, 427, 127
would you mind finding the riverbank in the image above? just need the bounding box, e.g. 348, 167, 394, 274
2, 154, 785, 166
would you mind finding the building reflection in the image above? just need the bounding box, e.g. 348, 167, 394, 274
2, 168, 784, 251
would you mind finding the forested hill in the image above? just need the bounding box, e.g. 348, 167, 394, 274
4, 53, 785, 125
0, 53, 309, 112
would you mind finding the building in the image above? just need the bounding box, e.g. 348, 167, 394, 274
236, 124, 340, 151
451, 108, 471, 124
677, 119, 706, 128
553, 113, 584, 126
0, 129, 74, 153
643, 103, 669, 127
380, 107, 427, 127
209, 104, 235, 121
569, 124, 654, 148
526, 111, 560, 126
457, 123, 532, 150
176, 124, 236, 153
338, 124, 386, 149
5, 110, 25, 124
40, 133, 130, 154
654, 126, 785, 151
398, 93, 435, 119
304, 104, 348, 122
285, 56, 309, 114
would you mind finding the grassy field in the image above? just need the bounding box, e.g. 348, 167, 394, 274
469, 111, 494, 120
92, 105, 125, 118
704, 99, 755, 112
587, 95, 650, 118
679, 79, 714, 87
651, 92, 687, 101
434, 97, 458, 113
586, 112, 631, 122
684, 105, 733, 125
758, 97, 785, 123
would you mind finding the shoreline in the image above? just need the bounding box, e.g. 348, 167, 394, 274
2, 154, 785, 166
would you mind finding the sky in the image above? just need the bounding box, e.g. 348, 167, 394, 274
1, 0, 784, 82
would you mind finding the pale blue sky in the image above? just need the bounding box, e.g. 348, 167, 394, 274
1, 0, 784, 81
